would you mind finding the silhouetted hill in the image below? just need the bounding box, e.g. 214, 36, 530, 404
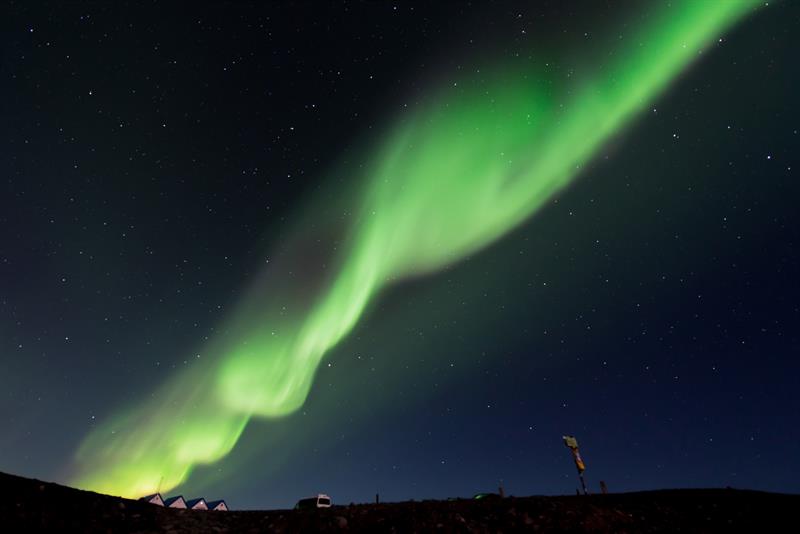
1, 470, 797, 533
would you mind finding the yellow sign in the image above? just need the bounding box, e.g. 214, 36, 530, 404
563, 435, 579, 449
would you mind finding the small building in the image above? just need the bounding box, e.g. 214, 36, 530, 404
163, 495, 187, 509
207, 500, 229, 511
139, 493, 164, 506
185, 497, 208, 510
295, 494, 332, 509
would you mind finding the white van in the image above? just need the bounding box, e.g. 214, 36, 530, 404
294, 493, 332, 509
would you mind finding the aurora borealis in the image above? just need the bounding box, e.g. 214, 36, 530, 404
61, 0, 762, 498
3, 0, 799, 509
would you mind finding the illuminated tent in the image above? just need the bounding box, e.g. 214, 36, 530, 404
207, 500, 229, 511
163, 495, 187, 509
138, 493, 164, 506
185, 498, 208, 510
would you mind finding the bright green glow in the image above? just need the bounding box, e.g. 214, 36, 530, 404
69, 1, 760, 498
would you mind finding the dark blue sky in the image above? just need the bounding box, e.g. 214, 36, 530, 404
1, 1, 798, 510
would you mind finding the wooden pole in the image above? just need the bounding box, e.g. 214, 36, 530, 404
578, 472, 588, 495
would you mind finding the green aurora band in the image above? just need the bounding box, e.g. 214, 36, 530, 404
70, 0, 761, 498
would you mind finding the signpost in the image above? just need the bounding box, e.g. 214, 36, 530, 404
562, 435, 588, 495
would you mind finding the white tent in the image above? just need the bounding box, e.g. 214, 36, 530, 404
163, 495, 187, 509
139, 493, 164, 506
207, 500, 229, 511
186, 497, 208, 510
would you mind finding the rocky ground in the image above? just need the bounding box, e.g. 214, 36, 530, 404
1, 470, 797, 533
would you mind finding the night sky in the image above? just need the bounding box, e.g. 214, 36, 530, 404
2, 1, 799, 510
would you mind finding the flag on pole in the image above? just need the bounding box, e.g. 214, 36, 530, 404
562, 435, 586, 473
